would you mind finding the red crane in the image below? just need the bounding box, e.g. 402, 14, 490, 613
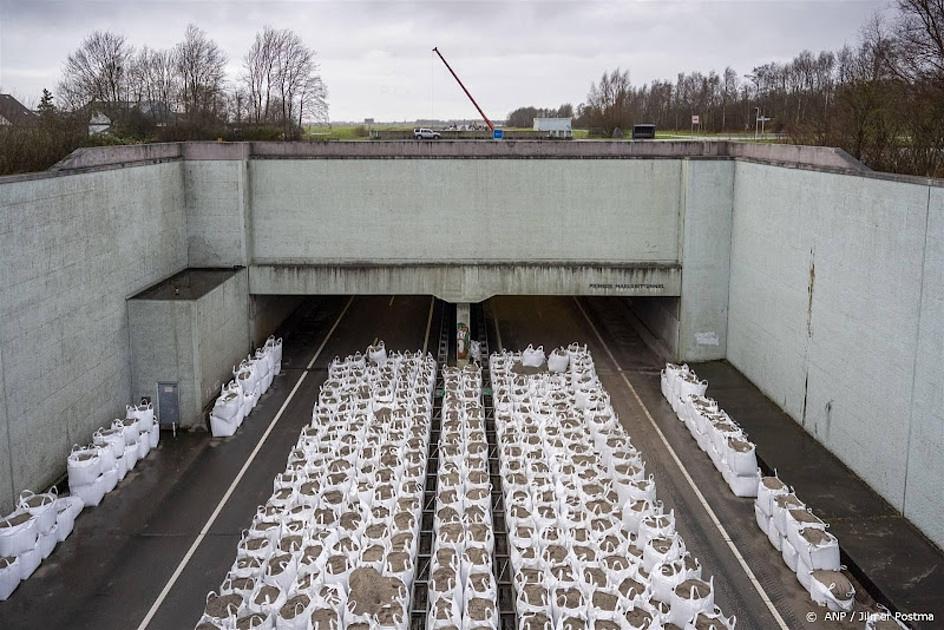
432, 46, 495, 132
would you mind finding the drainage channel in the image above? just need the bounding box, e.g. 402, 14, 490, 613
474, 302, 517, 630
410, 301, 448, 630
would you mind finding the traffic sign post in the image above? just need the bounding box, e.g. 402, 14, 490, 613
492, 129, 504, 140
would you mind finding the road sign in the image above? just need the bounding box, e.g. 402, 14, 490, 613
691, 115, 700, 125
492, 129, 504, 140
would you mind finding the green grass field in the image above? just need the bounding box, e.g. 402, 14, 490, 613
304, 123, 778, 142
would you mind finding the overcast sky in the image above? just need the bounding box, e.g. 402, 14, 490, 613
0, 0, 887, 121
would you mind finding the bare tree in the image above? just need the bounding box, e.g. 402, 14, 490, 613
58, 31, 132, 112
175, 24, 227, 125
129, 46, 179, 124
241, 26, 327, 134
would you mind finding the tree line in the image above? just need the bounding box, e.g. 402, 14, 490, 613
0, 23, 329, 174
512, 0, 944, 177
55, 24, 327, 137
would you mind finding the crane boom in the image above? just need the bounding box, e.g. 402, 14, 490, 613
432, 46, 495, 132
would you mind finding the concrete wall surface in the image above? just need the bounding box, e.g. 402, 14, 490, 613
902, 186, 943, 546
677, 160, 734, 360
185, 160, 250, 267
249, 159, 682, 266
129, 271, 250, 429
727, 161, 943, 547
0, 162, 186, 511
193, 270, 251, 415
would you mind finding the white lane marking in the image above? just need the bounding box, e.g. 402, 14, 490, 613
422, 296, 435, 355
389, 295, 395, 307
136, 296, 356, 630
572, 297, 790, 630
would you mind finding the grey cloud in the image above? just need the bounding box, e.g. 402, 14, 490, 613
1, 0, 885, 119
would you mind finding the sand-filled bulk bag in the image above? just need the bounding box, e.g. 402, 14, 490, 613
547, 348, 570, 373
668, 577, 714, 627
0, 510, 38, 557
724, 436, 758, 477
756, 475, 789, 517
0, 555, 20, 600
148, 418, 160, 449
784, 508, 827, 552
781, 536, 799, 572
683, 606, 736, 630
771, 493, 805, 536
93, 428, 125, 461
795, 527, 841, 571
67, 445, 103, 487
724, 468, 760, 498
521, 344, 546, 368
264, 338, 283, 378
809, 570, 855, 612
54, 496, 82, 542
15, 540, 42, 581
204, 591, 245, 628
368, 341, 388, 367
71, 473, 108, 507
37, 523, 58, 559
234, 611, 274, 630
112, 417, 140, 447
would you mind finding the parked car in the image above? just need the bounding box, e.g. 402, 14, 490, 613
413, 128, 441, 140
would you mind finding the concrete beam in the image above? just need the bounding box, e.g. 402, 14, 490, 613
248, 262, 681, 303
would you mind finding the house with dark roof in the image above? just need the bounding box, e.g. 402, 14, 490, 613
0, 94, 38, 127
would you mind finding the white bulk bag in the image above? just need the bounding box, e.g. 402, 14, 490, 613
668, 577, 714, 627
67, 445, 103, 487
136, 431, 151, 459
148, 419, 160, 449
784, 508, 827, 552
809, 570, 855, 612
547, 348, 570, 373
781, 536, 799, 571
794, 528, 840, 571
211, 403, 241, 438
0, 510, 38, 557
756, 476, 789, 517
55, 496, 83, 542
93, 428, 125, 461
367, 341, 388, 367
126, 403, 154, 434
102, 464, 119, 493
684, 607, 736, 630
724, 468, 760, 498
112, 418, 139, 446
265, 336, 283, 375
724, 437, 758, 477
71, 474, 108, 508
38, 523, 58, 559
520, 345, 546, 368
275, 593, 315, 630
18, 489, 58, 533
16, 541, 42, 580
0, 555, 20, 600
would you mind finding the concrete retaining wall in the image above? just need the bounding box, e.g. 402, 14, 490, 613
0, 162, 186, 511
727, 161, 943, 547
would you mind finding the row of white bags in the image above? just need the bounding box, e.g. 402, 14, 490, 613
0, 489, 84, 600
197, 346, 435, 630
428, 365, 500, 630
211, 336, 283, 438
490, 347, 735, 630
67, 402, 160, 508
662, 364, 860, 617
755, 476, 856, 614
661, 364, 759, 497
